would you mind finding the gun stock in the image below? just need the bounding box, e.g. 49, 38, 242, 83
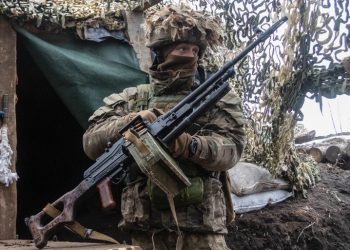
26, 139, 129, 248
26, 180, 91, 249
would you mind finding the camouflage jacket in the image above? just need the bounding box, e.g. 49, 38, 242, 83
83, 84, 246, 234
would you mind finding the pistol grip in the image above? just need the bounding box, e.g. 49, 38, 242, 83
97, 177, 116, 210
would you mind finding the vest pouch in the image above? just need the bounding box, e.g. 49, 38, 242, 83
124, 126, 191, 197
148, 176, 204, 210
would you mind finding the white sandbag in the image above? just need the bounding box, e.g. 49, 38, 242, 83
229, 162, 290, 196
232, 189, 293, 214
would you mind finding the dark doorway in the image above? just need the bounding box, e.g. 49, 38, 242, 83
16, 35, 126, 243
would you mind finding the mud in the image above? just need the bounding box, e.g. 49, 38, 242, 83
226, 163, 350, 250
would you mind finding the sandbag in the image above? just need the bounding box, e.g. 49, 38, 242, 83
229, 162, 290, 196
232, 190, 293, 214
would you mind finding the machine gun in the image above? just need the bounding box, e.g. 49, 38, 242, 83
25, 16, 288, 249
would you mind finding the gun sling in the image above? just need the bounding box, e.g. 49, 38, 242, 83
42, 203, 119, 244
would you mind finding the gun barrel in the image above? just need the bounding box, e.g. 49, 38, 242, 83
221, 16, 288, 71
165, 16, 288, 117
162, 81, 230, 144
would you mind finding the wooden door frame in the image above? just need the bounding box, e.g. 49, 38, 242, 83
0, 16, 17, 240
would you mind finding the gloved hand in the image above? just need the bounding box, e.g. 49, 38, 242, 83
138, 110, 158, 122
123, 109, 159, 123
169, 132, 193, 158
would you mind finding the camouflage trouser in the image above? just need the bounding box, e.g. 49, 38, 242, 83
131, 230, 230, 250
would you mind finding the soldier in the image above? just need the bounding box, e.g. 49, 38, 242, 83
83, 4, 246, 250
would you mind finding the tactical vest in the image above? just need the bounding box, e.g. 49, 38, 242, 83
135, 84, 187, 112
132, 84, 210, 172
129, 84, 211, 210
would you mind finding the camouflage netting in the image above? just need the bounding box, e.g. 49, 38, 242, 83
175, 0, 350, 195
2, 0, 349, 195
0, 0, 161, 33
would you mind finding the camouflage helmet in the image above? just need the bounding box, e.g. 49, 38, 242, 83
144, 4, 223, 58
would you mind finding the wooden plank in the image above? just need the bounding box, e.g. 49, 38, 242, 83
0, 240, 142, 250
0, 16, 17, 240
125, 11, 152, 72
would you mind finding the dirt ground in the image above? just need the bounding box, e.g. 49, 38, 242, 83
226, 163, 350, 250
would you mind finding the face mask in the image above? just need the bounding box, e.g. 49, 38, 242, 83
149, 54, 198, 96
157, 54, 198, 72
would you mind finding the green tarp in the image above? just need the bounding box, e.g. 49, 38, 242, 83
15, 26, 148, 128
